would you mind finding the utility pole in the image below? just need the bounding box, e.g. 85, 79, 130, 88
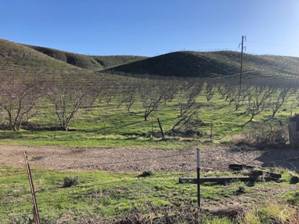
236, 35, 246, 111
239, 35, 246, 94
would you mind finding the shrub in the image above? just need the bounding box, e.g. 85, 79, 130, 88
62, 176, 79, 188
244, 123, 288, 147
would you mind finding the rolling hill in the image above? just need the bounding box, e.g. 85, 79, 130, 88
0, 39, 81, 73
106, 51, 299, 78
1, 39, 299, 81
27, 45, 146, 71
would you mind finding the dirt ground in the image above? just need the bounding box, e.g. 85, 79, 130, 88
1, 144, 299, 172
0, 144, 266, 172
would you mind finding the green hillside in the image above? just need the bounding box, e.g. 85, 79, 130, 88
0, 39, 82, 73
107, 50, 299, 78
27, 44, 146, 71
2, 39, 299, 80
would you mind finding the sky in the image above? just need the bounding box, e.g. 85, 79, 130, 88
1, 0, 299, 57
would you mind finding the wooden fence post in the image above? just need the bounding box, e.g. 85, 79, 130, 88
24, 151, 41, 224
157, 118, 165, 140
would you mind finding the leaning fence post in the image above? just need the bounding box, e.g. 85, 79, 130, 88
196, 148, 201, 208
24, 151, 41, 224
157, 117, 165, 140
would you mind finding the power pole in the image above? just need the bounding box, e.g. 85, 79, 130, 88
236, 35, 246, 111
239, 35, 246, 94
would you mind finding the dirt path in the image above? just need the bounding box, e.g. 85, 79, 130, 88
0, 144, 265, 172
2, 144, 299, 172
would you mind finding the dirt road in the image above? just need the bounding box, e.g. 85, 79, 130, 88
0, 144, 267, 172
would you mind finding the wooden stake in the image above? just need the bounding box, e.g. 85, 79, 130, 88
24, 151, 40, 224
210, 123, 213, 140
157, 118, 165, 140
196, 148, 200, 208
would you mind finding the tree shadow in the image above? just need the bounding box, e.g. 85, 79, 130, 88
255, 146, 299, 171
228, 143, 299, 171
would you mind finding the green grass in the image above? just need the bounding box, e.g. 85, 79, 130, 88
0, 168, 236, 222
0, 93, 296, 149
1, 167, 298, 223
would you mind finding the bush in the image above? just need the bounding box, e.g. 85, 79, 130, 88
62, 176, 79, 188
244, 123, 288, 147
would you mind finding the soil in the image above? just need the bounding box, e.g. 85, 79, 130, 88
1, 144, 299, 172
0, 144, 260, 172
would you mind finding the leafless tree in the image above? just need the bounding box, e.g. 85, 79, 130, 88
0, 72, 43, 131
117, 82, 138, 113
170, 80, 203, 132
204, 82, 215, 102
139, 80, 175, 121
47, 72, 98, 131
268, 88, 290, 119
243, 86, 274, 125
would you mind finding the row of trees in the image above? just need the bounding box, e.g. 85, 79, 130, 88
0, 70, 297, 132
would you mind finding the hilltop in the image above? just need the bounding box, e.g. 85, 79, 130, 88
27, 45, 146, 71
0, 39, 146, 74
1, 39, 299, 80
106, 51, 299, 78
0, 39, 81, 73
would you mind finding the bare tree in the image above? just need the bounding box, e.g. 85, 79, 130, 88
177, 81, 202, 117
117, 83, 138, 113
268, 88, 290, 119
204, 82, 215, 102
244, 86, 274, 125
0, 72, 42, 131
170, 80, 203, 133
139, 80, 175, 121
47, 72, 98, 131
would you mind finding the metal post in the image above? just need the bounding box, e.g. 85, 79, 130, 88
24, 151, 41, 224
196, 148, 201, 208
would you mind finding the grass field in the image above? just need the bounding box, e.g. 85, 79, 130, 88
1, 167, 299, 223
0, 93, 295, 149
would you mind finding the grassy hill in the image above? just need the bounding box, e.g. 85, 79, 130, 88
2, 39, 299, 80
106, 51, 299, 78
27, 44, 146, 71
0, 39, 81, 73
